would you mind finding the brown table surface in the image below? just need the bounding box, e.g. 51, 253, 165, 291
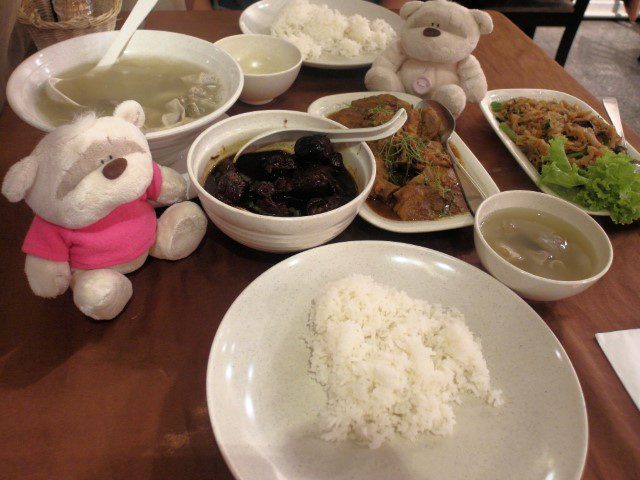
1, 9, 639, 480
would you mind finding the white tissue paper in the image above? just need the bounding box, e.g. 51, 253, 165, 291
595, 329, 640, 410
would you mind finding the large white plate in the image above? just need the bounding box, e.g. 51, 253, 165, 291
239, 0, 403, 69
480, 88, 640, 217
308, 91, 500, 233
206, 241, 588, 480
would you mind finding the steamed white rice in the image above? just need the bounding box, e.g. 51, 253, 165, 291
270, 0, 397, 60
308, 274, 503, 449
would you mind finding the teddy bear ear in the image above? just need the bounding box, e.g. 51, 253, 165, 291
471, 9, 493, 35
113, 100, 146, 129
399, 1, 424, 20
1, 155, 38, 202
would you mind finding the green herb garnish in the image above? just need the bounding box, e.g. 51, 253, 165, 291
490, 101, 502, 112
367, 105, 394, 117
379, 132, 432, 186
499, 122, 518, 142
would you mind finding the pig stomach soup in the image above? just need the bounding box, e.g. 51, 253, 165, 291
36, 55, 222, 132
480, 207, 597, 281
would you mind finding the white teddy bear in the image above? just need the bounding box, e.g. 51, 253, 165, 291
365, 0, 493, 118
2, 101, 207, 321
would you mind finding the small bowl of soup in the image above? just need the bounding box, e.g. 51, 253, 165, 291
7, 30, 243, 171
474, 191, 613, 301
214, 34, 302, 105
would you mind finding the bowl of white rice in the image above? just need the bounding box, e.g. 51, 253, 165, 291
239, 0, 403, 69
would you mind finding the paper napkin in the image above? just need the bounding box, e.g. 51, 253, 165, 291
596, 329, 640, 410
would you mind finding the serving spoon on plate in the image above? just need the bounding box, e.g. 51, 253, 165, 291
233, 108, 408, 162
46, 0, 159, 107
417, 99, 488, 214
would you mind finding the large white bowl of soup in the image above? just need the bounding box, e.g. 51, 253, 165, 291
187, 110, 376, 253
7, 30, 243, 171
474, 190, 613, 301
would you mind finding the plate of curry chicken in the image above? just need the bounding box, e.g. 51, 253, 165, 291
308, 92, 499, 232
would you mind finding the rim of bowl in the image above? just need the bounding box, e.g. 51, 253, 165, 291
474, 190, 614, 286
187, 110, 376, 223
6, 30, 244, 140
214, 34, 303, 78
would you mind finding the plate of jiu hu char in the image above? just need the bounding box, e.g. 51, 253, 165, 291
480, 88, 640, 224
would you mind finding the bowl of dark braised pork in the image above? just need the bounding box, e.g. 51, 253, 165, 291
187, 110, 376, 252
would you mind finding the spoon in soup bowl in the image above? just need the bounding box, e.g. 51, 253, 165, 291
233, 108, 408, 162
46, 0, 159, 107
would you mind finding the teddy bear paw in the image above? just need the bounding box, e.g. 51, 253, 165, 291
150, 201, 207, 261
430, 85, 467, 118
365, 67, 405, 93
72, 269, 133, 321
25, 255, 71, 298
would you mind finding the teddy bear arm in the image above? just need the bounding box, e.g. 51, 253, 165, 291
372, 40, 406, 72
156, 166, 188, 205
365, 40, 406, 93
457, 55, 488, 103
25, 255, 71, 298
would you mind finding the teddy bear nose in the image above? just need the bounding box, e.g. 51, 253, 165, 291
102, 157, 127, 180
423, 27, 441, 37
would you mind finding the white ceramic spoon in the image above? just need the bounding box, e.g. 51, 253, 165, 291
46, 0, 159, 107
233, 108, 408, 162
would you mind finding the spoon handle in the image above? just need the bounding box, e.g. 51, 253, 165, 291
327, 109, 407, 143
602, 97, 625, 143
96, 0, 159, 68
233, 109, 407, 161
447, 142, 485, 215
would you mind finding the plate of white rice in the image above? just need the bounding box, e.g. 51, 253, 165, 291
239, 0, 403, 69
206, 241, 587, 480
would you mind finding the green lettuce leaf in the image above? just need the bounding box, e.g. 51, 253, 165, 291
538, 136, 640, 224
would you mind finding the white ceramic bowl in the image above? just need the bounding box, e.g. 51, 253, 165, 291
215, 34, 302, 105
6, 30, 243, 172
187, 110, 376, 253
474, 191, 613, 301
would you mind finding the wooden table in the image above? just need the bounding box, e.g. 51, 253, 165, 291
1, 10, 639, 480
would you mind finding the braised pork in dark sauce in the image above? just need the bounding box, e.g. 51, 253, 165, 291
203, 135, 358, 217
328, 94, 468, 221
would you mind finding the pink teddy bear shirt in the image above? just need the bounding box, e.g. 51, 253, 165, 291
22, 163, 163, 270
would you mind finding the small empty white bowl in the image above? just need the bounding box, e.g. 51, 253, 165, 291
187, 110, 376, 253
474, 191, 613, 301
214, 34, 302, 105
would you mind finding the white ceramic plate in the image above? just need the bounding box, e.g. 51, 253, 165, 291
480, 88, 640, 217
308, 92, 500, 233
206, 241, 588, 480
239, 0, 403, 69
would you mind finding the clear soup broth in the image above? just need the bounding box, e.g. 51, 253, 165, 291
480, 207, 598, 281
36, 55, 222, 132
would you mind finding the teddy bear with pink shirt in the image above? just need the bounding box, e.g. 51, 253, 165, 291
2, 100, 207, 321
365, 0, 493, 118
